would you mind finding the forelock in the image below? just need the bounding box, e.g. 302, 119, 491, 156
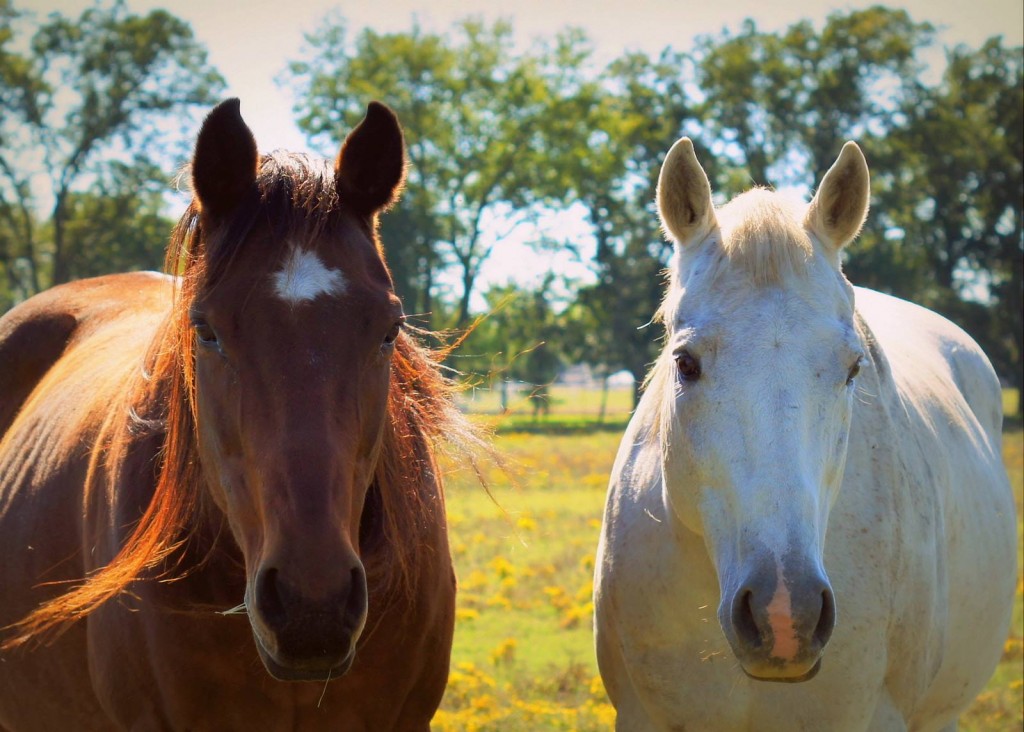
715, 189, 813, 286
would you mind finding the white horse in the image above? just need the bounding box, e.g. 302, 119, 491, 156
594, 138, 1016, 731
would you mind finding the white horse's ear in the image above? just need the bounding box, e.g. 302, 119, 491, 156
805, 142, 870, 250
657, 137, 717, 247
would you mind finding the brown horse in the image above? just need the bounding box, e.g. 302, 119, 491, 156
0, 99, 477, 730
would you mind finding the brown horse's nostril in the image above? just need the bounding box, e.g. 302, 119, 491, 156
255, 567, 285, 629
252, 561, 368, 665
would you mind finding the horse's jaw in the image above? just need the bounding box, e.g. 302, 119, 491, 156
741, 657, 823, 683
252, 629, 357, 682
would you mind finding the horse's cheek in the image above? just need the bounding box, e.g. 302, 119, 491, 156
206, 457, 245, 515
819, 397, 854, 503
661, 445, 702, 535
662, 401, 719, 535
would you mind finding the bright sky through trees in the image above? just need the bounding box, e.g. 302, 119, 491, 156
18, 0, 1024, 302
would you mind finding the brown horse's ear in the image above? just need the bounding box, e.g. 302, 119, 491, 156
191, 98, 258, 218
335, 101, 406, 218
805, 142, 870, 251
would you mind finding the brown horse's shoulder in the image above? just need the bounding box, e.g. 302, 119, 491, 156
0, 272, 174, 437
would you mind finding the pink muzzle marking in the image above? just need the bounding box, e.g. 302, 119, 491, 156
766, 561, 800, 661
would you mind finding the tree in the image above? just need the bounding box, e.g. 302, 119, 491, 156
0, 0, 44, 303
0, 0, 223, 301
693, 7, 934, 189
856, 38, 1022, 413
58, 161, 174, 281
461, 277, 567, 416
552, 46, 696, 408
285, 10, 1020, 417
287, 17, 553, 328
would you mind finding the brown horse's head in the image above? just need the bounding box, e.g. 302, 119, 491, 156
186, 99, 405, 680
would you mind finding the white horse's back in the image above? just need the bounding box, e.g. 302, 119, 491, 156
855, 286, 1004, 446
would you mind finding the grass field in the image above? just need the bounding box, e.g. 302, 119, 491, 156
430, 389, 1024, 731
457, 382, 636, 420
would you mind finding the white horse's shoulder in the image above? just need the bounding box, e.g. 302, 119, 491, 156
853, 286, 1003, 439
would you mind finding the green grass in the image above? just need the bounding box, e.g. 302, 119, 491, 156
435, 432, 619, 730
433, 391, 1024, 731
1003, 387, 1021, 415
460, 384, 633, 434
458, 383, 635, 419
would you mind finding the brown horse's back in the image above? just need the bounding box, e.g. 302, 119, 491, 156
0, 273, 171, 435
0, 272, 172, 731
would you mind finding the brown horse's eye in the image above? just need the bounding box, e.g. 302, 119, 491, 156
195, 324, 217, 346
190, 315, 220, 350
382, 321, 402, 348
676, 350, 701, 382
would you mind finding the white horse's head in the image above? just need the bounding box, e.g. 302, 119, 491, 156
655, 139, 870, 682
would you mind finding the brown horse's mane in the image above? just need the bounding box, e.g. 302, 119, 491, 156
5, 152, 483, 649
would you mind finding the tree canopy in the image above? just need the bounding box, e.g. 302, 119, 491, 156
1, 3, 1019, 413
0, 0, 223, 306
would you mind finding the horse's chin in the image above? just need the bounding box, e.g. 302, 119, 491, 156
741, 657, 822, 684
252, 632, 356, 682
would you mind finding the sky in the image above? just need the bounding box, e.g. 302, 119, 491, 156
17, 0, 1024, 303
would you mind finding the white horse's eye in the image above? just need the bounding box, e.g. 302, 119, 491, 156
676, 350, 702, 382
846, 359, 862, 385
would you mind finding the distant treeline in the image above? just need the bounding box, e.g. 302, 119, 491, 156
0, 2, 1019, 411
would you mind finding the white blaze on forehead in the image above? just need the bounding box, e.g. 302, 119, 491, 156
271, 248, 347, 304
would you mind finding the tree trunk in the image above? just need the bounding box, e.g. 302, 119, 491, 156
630, 365, 646, 411
1008, 228, 1023, 418
456, 265, 475, 328
598, 372, 609, 423
51, 194, 70, 285
420, 258, 434, 327
0, 171, 42, 297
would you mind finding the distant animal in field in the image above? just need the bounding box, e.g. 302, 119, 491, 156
594, 137, 1016, 731
0, 98, 476, 730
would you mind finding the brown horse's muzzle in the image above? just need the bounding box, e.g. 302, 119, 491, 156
249, 559, 368, 682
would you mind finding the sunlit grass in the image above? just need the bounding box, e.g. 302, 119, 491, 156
434, 391, 1024, 731
436, 432, 617, 731
1003, 388, 1020, 419
457, 383, 635, 419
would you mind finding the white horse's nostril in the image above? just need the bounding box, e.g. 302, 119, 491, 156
814, 588, 836, 647
732, 589, 764, 649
